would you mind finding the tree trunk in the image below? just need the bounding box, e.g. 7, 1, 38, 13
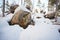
55, 0, 59, 22
2, 0, 5, 17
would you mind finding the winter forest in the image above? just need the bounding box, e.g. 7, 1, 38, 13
0, 0, 60, 40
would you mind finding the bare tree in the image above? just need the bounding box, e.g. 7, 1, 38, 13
2, 0, 5, 17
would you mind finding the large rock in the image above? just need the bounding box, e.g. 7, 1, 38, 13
10, 5, 19, 13
9, 7, 31, 29
44, 12, 55, 19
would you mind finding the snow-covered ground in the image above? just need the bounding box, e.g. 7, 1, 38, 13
0, 12, 60, 40
19, 24, 60, 40
0, 21, 24, 40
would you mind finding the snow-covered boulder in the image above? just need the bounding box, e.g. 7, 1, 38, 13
9, 6, 31, 29
31, 13, 52, 25
44, 12, 56, 19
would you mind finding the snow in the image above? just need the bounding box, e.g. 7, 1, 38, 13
57, 17, 60, 24
4, 13, 14, 22
0, 8, 2, 17
53, 17, 60, 25
19, 24, 60, 40
14, 6, 31, 14
0, 24, 24, 40
0, 13, 14, 22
